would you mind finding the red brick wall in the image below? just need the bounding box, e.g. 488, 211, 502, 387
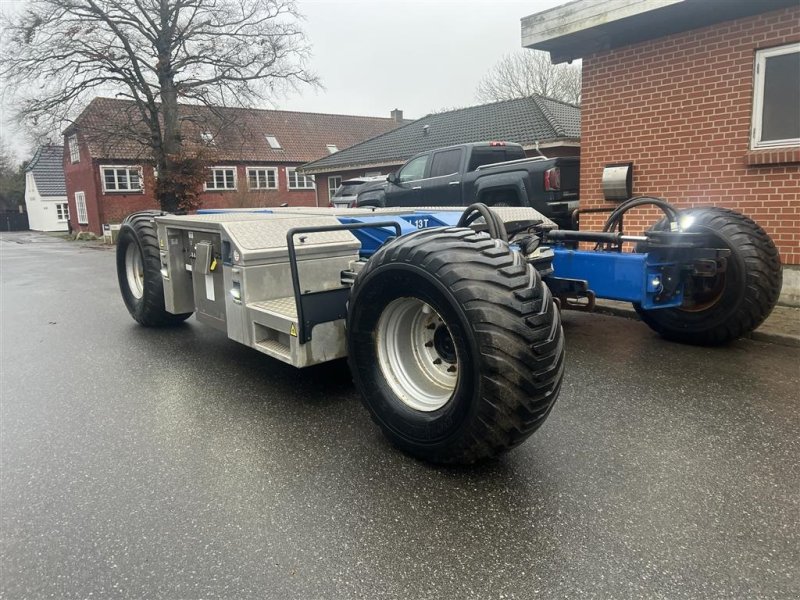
65, 147, 318, 234
64, 139, 105, 234
580, 6, 800, 265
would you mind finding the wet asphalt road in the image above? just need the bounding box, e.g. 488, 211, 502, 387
1, 232, 798, 600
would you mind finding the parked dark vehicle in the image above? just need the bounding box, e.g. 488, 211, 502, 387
329, 176, 387, 208
355, 141, 579, 228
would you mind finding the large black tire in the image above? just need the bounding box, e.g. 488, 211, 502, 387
634, 207, 781, 345
347, 227, 565, 464
116, 211, 193, 327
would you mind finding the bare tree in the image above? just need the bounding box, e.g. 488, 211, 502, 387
476, 50, 581, 105
1, 0, 318, 211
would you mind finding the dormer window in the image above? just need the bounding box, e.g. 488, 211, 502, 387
266, 135, 282, 150
201, 131, 215, 146
326, 144, 339, 154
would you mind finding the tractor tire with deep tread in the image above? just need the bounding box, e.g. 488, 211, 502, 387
116, 211, 193, 327
634, 207, 781, 345
347, 227, 565, 464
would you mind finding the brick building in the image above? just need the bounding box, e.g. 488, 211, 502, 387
299, 96, 580, 205
522, 0, 800, 301
63, 98, 406, 235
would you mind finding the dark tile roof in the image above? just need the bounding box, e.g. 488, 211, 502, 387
66, 97, 406, 163
300, 95, 580, 174
25, 145, 66, 196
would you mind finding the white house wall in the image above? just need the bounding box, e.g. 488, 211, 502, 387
25, 173, 69, 232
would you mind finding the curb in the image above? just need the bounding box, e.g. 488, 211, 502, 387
591, 300, 800, 348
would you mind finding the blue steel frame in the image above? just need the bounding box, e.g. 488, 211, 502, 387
196, 208, 684, 310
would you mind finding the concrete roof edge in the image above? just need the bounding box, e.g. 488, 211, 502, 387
521, 0, 681, 48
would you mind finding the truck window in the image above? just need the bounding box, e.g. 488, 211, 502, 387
468, 146, 526, 171
429, 148, 463, 178
398, 155, 428, 183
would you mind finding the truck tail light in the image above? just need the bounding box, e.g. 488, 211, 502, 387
489, 141, 506, 147
544, 167, 561, 191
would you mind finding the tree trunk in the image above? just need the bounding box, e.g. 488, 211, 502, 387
155, 0, 180, 213
158, 79, 181, 213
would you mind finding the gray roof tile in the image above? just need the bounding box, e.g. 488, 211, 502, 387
300, 95, 580, 173
26, 145, 66, 197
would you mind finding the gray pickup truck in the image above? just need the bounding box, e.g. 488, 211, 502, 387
355, 141, 580, 228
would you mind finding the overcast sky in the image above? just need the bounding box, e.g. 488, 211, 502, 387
0, 0, 569, 159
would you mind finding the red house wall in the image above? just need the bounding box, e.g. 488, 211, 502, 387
65, 146, 318, 234
579, 6, 800, 264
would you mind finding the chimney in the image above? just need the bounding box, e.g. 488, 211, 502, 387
391, 108, 403, 123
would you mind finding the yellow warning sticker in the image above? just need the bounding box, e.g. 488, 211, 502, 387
290, 323, 297, 337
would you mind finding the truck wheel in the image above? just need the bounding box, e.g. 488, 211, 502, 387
347, 227, 564, 464
634, 207, 781, 345
116, 211, 192, 327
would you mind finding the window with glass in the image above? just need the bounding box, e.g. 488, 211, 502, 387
205, 167, 237, 190
751, 43, 800, 148
328, 176, 342, 200
68, 135, 80, 163
101, 166, 142, 192
286, 167, 315, 189
397, 155, 428, 183
75, 191, 88, 225
429, 148, 463, 178
56, 203, 69, 221
247, 167, 278, 190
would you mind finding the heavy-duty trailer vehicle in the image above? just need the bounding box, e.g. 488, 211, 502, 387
116, 199, 782, 464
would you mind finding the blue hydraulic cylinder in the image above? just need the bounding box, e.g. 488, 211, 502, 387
551, 247, 683, 309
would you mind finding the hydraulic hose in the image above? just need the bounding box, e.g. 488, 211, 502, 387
457, 203, 508, 242
602, 196, 680, 233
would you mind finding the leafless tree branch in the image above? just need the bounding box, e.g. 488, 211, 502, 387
0, 0, 319, 210
476, 50, 581, 106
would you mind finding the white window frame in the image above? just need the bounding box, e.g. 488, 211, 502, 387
204, 166, 237, 191
327, 176, 342, 200
246, 167, 278, 190
68, 135, 80, 163
326, 144, 339, 154
286, 167, 315, 190
100, 165, 143, 193
266, 135, 282, 150
75, 191, 88, 225
751, 42, 800, 149
56, 203, 69, 222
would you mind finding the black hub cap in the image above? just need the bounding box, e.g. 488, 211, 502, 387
433, 325, 457, 364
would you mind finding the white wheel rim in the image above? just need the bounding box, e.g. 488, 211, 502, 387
125, 243, 145, 300
375, 297, 458, 412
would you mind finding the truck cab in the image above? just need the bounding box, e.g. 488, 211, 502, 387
357, 141, 580, 229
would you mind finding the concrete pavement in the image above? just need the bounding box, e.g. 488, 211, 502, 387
2, 232, 799, 599
595, 299, 800, 347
